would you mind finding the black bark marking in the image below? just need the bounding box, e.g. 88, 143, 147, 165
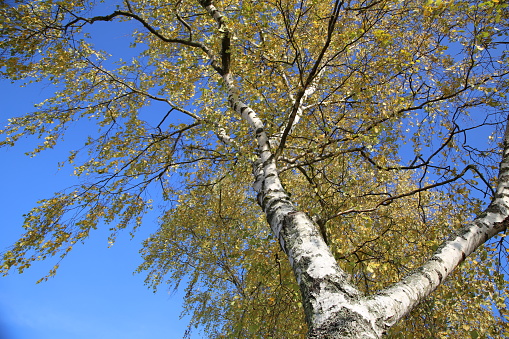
460, 251, 466, 263
221, 31, 231, 75
435, 269, 443, 283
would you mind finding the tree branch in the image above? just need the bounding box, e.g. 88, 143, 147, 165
365, 117, 509, 332
275, 0, 344, 159
329, 164, 480, 219
64, 9, 223, 74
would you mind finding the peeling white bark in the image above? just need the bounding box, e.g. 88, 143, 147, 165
198, 1, 509, 337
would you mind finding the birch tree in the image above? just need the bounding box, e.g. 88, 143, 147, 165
1, 0, 509, 337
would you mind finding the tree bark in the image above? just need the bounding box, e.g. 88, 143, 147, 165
298, 118, 509, 338
198, 1, 509, 337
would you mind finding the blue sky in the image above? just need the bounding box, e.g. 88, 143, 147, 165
0, 5, 205, 338
1, 3, 506, 338
0, 77, 196, 339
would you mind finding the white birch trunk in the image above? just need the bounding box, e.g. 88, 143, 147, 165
198, 1, 509, 337
233, 74, 509, 338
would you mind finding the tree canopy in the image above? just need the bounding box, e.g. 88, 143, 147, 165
1, 0, 509, 337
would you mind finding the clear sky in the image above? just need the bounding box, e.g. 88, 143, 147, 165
0, 4, 207, 338
0, 56, 197, 339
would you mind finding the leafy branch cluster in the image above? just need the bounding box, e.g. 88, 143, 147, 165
1, 0, 509, 337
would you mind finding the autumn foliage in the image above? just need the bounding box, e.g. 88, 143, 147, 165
1, 0, 509, 337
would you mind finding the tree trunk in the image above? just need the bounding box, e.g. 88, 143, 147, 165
200, 2, 509, 336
